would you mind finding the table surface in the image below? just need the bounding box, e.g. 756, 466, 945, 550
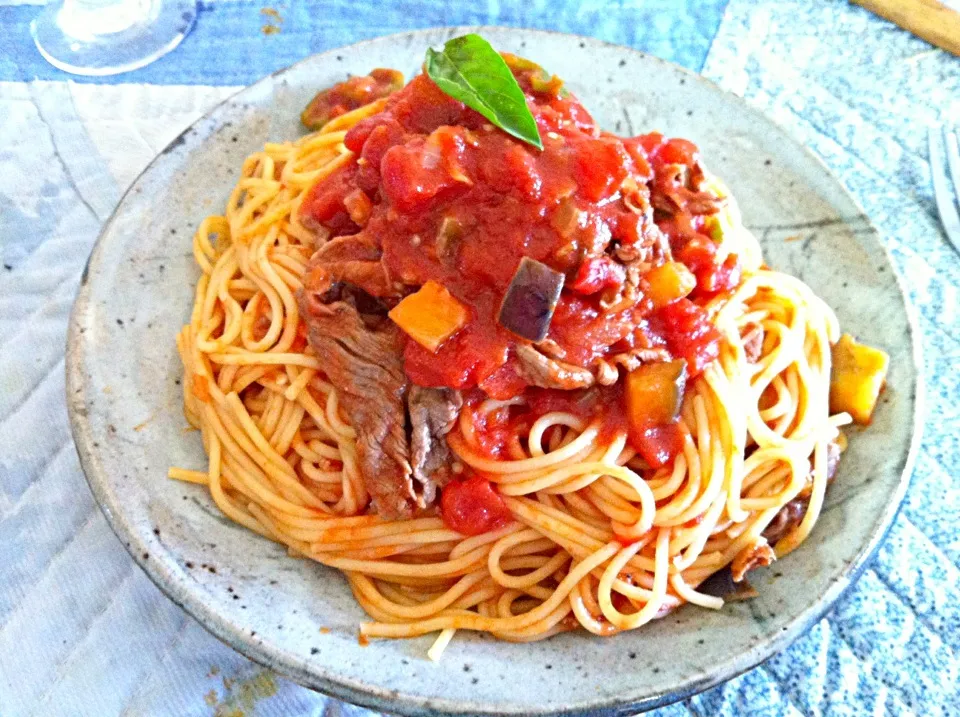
1, 1, 959, 715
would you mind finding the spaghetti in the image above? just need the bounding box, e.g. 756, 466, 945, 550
172, 48, 886, 658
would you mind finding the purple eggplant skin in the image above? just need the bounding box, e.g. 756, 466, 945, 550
697, 567, 759, 602
498, 257, 565, 342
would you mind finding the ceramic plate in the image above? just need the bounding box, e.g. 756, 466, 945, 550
66, 27, 921, 716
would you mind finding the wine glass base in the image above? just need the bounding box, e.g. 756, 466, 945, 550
30, 0, 198, 77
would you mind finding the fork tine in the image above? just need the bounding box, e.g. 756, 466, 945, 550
929, 126, 960, 255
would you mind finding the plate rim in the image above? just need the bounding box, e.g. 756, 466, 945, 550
65, 25, 924, 717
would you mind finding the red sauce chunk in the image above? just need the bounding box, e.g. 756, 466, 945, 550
630, 423, 685, 469
440, 473, 512, 535
654, 299, 721, 376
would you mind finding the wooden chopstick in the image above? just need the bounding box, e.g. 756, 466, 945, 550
852, 0, 960, 57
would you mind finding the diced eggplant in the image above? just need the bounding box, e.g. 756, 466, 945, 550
625, 359, 688, 427
697, 567, 759, 602
497, 257, 565, 343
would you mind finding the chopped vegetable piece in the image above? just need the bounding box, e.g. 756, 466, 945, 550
626, 359, 687, 426
299, 164, 362, 235
676, 235, 742, 297
389, 280, 469, 353
656, 137, 699, 166
499, 53, 541, 72
829, 333, 889, 425
498, 257, 564, 342
529, 72, 565, 98
625, 360, 688, 468
301, 69, 404, 130
700, 254, 742, 296
698, 568, 759, 601
573, 136, 632, 202
644, 261, 697, 308
676, 235, 717, 273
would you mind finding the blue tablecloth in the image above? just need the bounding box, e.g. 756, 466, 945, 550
1, 1, 959, 714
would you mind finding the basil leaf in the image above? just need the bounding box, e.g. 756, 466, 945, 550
425, 34, 543, 150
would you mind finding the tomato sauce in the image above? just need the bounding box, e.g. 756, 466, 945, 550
300, 60, 742, 470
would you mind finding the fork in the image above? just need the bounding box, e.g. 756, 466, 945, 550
929, 125, 960, 256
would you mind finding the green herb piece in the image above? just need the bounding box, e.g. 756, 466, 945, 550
425, 34, 543, 150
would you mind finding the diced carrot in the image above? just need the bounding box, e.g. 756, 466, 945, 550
644, 261, 696, 308
830, 333, 889, 425
388, 280, 469, 352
